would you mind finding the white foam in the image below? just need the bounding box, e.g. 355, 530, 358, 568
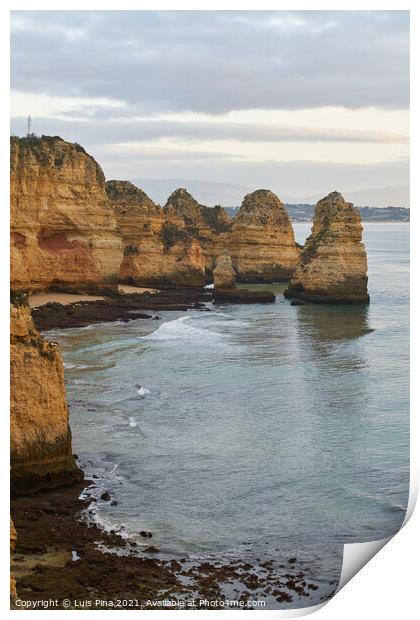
128, 417, 138, 428
136, 386, 150, 397
140, 315, 225, 346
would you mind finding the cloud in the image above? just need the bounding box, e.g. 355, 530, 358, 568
10, 115, 408, 145
11, 10, 409, 114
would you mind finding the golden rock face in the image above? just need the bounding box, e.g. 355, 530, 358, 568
10, 138, 301, 291
161, 188, 301, 283
228, 190, 301, 283
285, 191, 369, 303
10, 303, 82, 494
10, 136, 123, 292
108, 182, 206, 287
213, 253, 236, 290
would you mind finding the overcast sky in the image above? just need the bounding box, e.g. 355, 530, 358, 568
10, 10, 409, 204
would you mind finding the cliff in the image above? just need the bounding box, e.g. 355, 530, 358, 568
106, 181, 205, 287
284, 191, 369, 303
10, 302, 83, 494
163, 188, 231, 278
163, 188, 300, 283
10, 137, 308, 293
10, 136, 123, 292
228, 190, 300, 282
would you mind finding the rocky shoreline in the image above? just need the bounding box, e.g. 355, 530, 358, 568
10, 291, 338, 609
31, 288, 212, 331
30, 286, 278, 332
11, 476, 337, 610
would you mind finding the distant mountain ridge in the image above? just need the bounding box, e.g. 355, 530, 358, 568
131, 178, 409, 212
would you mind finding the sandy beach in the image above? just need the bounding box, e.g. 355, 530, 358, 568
28, 292, 106, 308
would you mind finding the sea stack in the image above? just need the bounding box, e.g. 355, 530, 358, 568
212, 252, 275, 304
229, 190, 300, 282
213, 253, 236, 289
284, 191, 369, 304
10, 300, 83, 494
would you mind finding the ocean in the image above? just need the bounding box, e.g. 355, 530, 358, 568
49, 222, 409, 607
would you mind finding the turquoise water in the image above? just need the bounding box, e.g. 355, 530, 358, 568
51, 222, 409, 605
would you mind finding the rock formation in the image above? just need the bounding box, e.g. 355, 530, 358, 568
212, 252, 275, 304
10, 519, 17, 602
284, 191, 369, 303
163, 188, 232, 278
213, 253, 236, 289
163, 188, 300, 283
106, 181, 206, 287
228, 190, 300, 282
10, 136, 123, 292
10, 301, 83, 494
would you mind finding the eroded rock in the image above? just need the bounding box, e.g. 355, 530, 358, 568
284, 191, 369, 304
10, 302, 83, 494
213, 253, 236, 289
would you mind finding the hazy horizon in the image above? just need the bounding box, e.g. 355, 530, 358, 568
10, 10, 409, 206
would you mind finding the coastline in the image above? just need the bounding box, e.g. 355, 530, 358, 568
31, 288, 212, 331
11, 461, 336, 610
11, 292, 338, 610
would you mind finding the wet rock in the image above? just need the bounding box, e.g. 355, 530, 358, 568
100, 492, 111, 502
143, 546, 159, 553
139, 531, 152, 538
213, 288, 275, 304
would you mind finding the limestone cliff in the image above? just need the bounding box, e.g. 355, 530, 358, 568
10, 136, 123, 292
106, 181, 205, 287
163, 188, 232, 277
228, 190, 300, 282
10, 302, 83, 494
163, 188, 300, 283
284, 191, 369, 303
213, 253, 236, 289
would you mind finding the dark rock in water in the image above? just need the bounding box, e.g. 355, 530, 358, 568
213, 288, 275, 304
140, 530, 152, 538
110, 500, 118, 506
144, 545, 159, 553
290, 299, 305, 306
100, 492, 111, 502
153, 316, 161, 320
288, 557, 297, 563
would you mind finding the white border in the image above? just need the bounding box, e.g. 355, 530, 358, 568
1, 2, 417, 618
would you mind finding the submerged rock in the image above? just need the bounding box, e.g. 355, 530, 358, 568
284, 191, 369, 304
213, 288, 275, 304
213, 253, 236, 290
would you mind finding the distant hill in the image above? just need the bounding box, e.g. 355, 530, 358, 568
130, 178, 409, 222
225, 204, 410, 222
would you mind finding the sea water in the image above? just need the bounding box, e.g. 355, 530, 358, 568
50, 223, 409, 604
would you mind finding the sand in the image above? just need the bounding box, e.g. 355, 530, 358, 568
28, 293, 105, 308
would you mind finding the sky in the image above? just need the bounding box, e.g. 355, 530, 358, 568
10, 10, 410, 205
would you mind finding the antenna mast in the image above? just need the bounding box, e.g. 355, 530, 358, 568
26, 115, 32, 137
